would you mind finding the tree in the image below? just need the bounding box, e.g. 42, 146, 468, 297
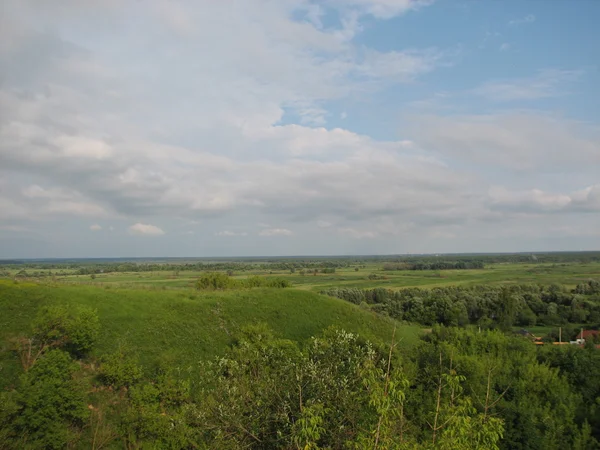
12, 350, 89, 449
98, 350, 143, 389
14, 305, 100, 369
196, 272, 235, 290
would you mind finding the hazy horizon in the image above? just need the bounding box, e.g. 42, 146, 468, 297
1, 0, 599, 258
2, 250, 599, 262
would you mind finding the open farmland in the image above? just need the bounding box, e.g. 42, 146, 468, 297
5, 259, 599, 292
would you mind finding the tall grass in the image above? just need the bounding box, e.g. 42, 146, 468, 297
0, 281, 419, 389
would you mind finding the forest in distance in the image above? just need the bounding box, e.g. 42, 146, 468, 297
1, 252, 599, 449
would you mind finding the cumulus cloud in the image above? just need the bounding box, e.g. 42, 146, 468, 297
408, 112, 600, 170
0, 0, 449, 226
488, 187, 572, 213
330, 0, 433, 19
128, 223, 165, 236
0, 0, 598, 256
215, 231, 248, 237
488, 185, 600, 214
90, 224, 102, 231
338, 227, 377, 239
259, 228, 294, 237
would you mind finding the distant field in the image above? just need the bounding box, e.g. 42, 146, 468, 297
11, 261, 598, 291
0, 281, 417, 390
2, 260, 597, 387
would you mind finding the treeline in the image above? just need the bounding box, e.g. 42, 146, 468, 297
2, 308, 598, 449
4, 261, 351, 276
322, 280, 600, 329
3, 251, 600, 276
383, 261, 485, 271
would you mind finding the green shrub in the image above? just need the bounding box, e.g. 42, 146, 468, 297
14, 350, 88, 449
32, 305, 100, 357
0, 391, 19, 445
99, 351, 143, 388
264, 277, 291, 288
196, 272, 236, 290
196, 273, 291, 290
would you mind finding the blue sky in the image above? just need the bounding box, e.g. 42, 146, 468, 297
0, 0, 599, 257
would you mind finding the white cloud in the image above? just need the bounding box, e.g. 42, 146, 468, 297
0, 0, 598, 256
11, 184, 109, 219
259, 228, 294, 236
90, 224, 102, 231
338, 227, 377, 239
488, 187, 572, 212
488, 185, 600, 214
508, 14, 535, 26
330, 0, 433, 19
409, 112, 600, 170
0, 0, 451, 229
215, 230, 248, 237
571, 185, 600, 211
128, 223, 165, 236
499, 43, 510, 52
472, 69, 582, 102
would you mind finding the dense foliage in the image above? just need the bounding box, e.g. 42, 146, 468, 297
383, 261, 485, 271
322, 281, 600, 329
196, 273, 291, 290
1, 303, 599, 449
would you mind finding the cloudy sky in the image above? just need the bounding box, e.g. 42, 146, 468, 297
1, 0, 599, 258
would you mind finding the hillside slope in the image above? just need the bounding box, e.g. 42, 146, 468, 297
0, 281, 420, 388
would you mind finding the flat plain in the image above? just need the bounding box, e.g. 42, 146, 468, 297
7, 261, 598, 291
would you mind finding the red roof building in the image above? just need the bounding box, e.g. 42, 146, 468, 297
578, 330, 600, 340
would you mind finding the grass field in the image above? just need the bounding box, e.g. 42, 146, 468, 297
2, 260, 598, 389
19, 261, 599, 291
0, 280, 418, 390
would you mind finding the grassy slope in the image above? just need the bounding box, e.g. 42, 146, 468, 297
0, 280, 419, 389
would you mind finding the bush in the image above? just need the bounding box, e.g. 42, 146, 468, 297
264, 277, 291, 288
197, 273, 291, 290
196, 272, 235, 290
16, 305, 101, 366
13, 350, 88, 449
99, 351, 143, 388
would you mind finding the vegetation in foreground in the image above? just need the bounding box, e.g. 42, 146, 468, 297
1, 305, 599, 449
1, 254, 599, 448
0, 280, 415, 390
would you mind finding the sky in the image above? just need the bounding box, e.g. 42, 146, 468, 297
0, 0, 599, 258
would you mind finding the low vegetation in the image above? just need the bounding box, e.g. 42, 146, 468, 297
196, 272, 290, 290
1, 254, 599, 448
1, 309, 598, 449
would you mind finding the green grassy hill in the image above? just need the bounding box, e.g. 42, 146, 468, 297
0, 280, 420, 389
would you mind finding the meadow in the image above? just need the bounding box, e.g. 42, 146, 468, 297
0, 280, 417, 390
10, 260, 599, 291
2, 258, 598, 388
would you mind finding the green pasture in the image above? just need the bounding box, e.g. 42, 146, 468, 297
26, 261, 599, 291
0, 280, 417, 390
